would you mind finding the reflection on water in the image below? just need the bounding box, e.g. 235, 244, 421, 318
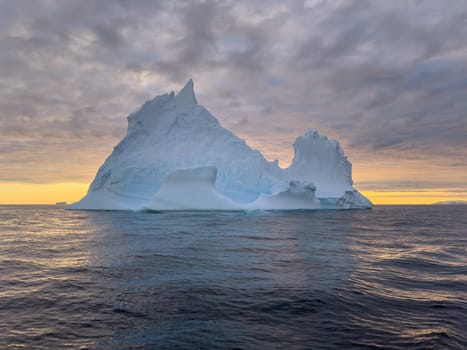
0, 205, 466, 349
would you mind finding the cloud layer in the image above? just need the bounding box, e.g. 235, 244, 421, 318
1, 0, 466, 192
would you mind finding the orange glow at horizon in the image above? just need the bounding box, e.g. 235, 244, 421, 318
0, 182, 89, 205
360, 191, 467, 205
1, 182, 466, 205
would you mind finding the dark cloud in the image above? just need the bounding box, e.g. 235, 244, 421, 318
0, 0, 466, 191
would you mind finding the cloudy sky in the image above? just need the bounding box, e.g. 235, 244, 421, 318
1, 0, 467, 204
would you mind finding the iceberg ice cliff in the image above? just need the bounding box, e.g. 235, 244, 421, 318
69, 80, 371, 210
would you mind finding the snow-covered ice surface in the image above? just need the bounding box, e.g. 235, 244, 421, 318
144, 167, 320, 211
69, 80, 371, 211
247, 181, 321, 210
144, 167, 240, 211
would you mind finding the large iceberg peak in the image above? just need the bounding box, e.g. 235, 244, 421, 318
175, 78, 197, 106
69, 80, 372, 211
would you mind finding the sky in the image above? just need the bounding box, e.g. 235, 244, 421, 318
1, 0, 467, 204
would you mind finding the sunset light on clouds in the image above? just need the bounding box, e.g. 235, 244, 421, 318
1, 0, 466, 204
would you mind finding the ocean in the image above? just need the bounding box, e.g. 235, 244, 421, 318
0, 205, 465, 349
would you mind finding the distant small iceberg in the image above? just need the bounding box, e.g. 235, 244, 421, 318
433, 200, 467, 205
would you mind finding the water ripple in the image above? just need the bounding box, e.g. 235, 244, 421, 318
0, 205, 466, 349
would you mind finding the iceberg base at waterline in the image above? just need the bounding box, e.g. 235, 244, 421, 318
144, 167, 240, 211
141, 166, 322, 211
247, 180, 320, 210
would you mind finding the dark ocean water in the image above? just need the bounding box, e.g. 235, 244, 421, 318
0, 205, 466, 349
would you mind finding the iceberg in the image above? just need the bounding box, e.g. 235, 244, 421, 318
247, 181, 320, 210
433, 200, 467, 205
69, 80, 371, 211
144, 167, 240, 211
